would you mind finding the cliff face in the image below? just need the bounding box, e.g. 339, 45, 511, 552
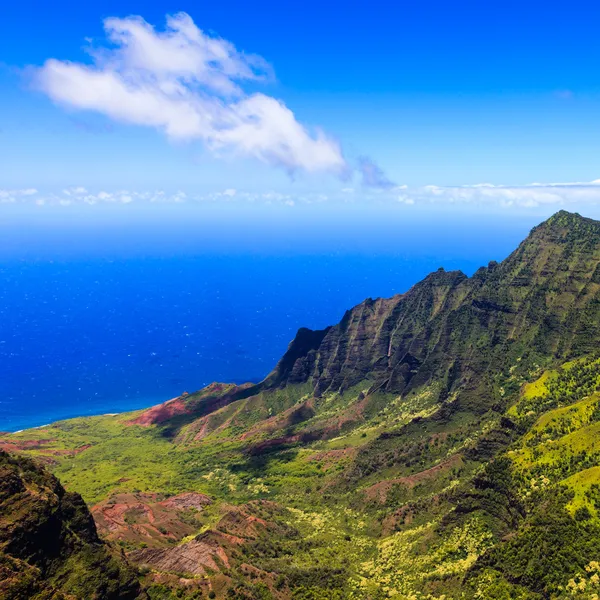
0, 450, 143, 600
265, 211, 600, 409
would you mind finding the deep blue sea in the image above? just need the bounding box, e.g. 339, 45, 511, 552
0, 206, 540, 431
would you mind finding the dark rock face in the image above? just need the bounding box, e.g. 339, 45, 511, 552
264, 327, 331, 387
0, 450, 143, 600
265, 211, 600, 411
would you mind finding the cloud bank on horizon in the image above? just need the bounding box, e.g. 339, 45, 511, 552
7, 181, 600, 210
34, 12, 354, 179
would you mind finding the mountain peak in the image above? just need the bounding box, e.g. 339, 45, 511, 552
544, 209, 586, 226
522, 210, 600, 249
546, 208, 582, 220
538, 209, 599, 233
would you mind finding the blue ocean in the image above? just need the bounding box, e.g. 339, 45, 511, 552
0, 207, 539, 431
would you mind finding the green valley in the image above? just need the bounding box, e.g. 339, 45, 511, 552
5, 211, 600, 598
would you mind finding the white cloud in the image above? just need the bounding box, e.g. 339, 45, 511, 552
10, 180, 600, 210
0, 188, 39, 203
418, 181, 600, 208
397, 194, 415, 205
34, 12, 347, 177
0, 188, 38, 198
63, 186, 88, 196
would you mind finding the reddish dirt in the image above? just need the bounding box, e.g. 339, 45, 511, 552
161, 492, 212, 511
127, 382, 253, 428
238, 394, 373, 454
179, 396, 254, 444
239, 400, 315, 441
128, 500, 288, 578
216, 510, 268, 539
92, 492, 213, 547
128, 397, 188, 426
381, 493, 446, 535
47, 444, 92, 456
306, 447, 358, 470
131, 530, 233, 575
0, 439, 55, 451
0, 438, 92, 464
189, 417, 211, 442
319, 395, 369, 437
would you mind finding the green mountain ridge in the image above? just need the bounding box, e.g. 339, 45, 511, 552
5, 210, 600, 598
269, 209, 600, 398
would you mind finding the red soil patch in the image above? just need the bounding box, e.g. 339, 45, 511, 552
243, 394, 370, 453
0, 438, 55, 452
306, 447, 357, 470
129, 500, 288, 577
239, 400, 315, 441
0, 438, 92, 462
160, 492, 212, 511
127, 382, 253, 428
92, 492, 213, 547
131, 530, 233, 575
381, 493, 445, 534
128, 397, 188, 426
47, 444, 91, 457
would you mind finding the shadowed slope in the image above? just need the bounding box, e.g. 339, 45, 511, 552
0, 450, 143, 600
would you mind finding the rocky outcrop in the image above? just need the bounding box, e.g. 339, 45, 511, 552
131, 530, 235, 576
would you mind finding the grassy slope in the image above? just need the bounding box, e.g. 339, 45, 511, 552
6, 355, 600, 599
2, 378, 499, 599
6, 369, 600, 599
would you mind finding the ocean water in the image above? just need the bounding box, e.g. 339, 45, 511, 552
0, 207, 538, 431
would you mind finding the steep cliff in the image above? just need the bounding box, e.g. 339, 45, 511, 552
266, 211, 600, 409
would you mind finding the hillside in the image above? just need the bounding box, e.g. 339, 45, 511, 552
4, 210, 600, 598
0, 450, 143, 599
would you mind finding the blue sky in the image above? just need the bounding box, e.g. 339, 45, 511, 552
2, 0, 600, 215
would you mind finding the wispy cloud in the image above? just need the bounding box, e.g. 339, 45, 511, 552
0, 188, 38, 203
358, 157, 395, 189
418, 181, 600, 208
33, 13, 348, 178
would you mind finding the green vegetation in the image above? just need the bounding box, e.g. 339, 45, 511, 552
6, 211, 600, 598
0, 450, 142, 599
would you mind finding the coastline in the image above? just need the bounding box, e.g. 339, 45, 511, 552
0, 398, 166, 434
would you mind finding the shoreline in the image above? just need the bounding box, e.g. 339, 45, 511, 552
1, 400, 166, 435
